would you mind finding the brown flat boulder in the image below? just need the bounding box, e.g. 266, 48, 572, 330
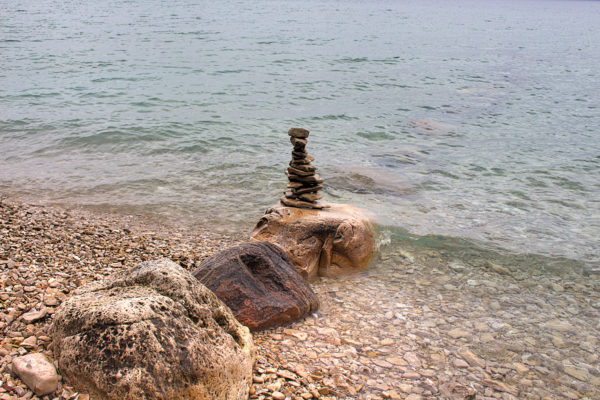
193, 242, 318, 331
251, 203, 376, 281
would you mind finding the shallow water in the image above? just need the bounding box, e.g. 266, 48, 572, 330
1, 0, 599, 271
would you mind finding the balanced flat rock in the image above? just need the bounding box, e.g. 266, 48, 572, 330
294, 184, 323, 195
280, 196, 329, 209
299, 192, 322, 202
288, 128, 310, 138
193, 242, 318, 331
289, 162, 316, 172
292, 151, 311, 159
287, 166, 316, 177
286, 173, 324, 184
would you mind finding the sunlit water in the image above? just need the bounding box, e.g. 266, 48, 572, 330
1, 0, 599, 272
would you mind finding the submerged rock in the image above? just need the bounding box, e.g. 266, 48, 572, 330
193, 242, 318, 331
251, 203, 375, 281
53, 259, 255, 400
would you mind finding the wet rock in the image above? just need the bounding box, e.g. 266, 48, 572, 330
458, 348, 485, 368
53, 259, 255, 400
251, 204, 375, 280
11, 353, 58, 396
481, 379, 519, 396
448, 328, 470, 339
193, 242, 318, 331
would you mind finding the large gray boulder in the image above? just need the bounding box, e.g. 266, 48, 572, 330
53, 259, 255, 400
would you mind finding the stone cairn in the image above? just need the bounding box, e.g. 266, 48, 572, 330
280, 128, 329, 209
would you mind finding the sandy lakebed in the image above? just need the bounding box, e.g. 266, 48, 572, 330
1, 198, 599, 400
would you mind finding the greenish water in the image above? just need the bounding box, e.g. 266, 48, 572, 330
1, 0, 598, 272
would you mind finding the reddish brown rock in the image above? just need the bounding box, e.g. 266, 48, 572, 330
251, 203, 376, 281
193, 242, 318, 331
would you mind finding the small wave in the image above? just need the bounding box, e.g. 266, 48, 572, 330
335, 57, 369, 63
210, 69, 248, 75
310, 114, 358, 121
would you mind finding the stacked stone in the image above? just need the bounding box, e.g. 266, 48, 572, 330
280, 128, 329, 209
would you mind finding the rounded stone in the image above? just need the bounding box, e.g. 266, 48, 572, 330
53, 259, 255, 400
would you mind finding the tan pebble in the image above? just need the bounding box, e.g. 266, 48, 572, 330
486, 262, 511, 275
550, 283, 564, 292
253, 376, 265, 383
453, 358, 469, 368
317, 387, 329, 395
480, 333, 495, 342
385, 357, 407, 366
20, 336, 37, 349
458, 348, 485, 368
380, 338, 394, 346
448, 328, 470, 339
382, 389, 402, 399
399, 383, 412, 393
403, 352, 421, 368
543, 319, 572, 332
21, 309, 48, 324
300, 393, 313, 399
283, 329, 308, 341
563, 365, 590, 382
11, 353, 58, 396
552, 335, 565, 348
276, 370, 297, 381
267, 382, 282, 392
419, 369, 436, 377
272, 391, 285, 400
403, 372, 420, 379
512, 362, 529, 374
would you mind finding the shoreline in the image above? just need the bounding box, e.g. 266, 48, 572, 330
1, 198, 599, 399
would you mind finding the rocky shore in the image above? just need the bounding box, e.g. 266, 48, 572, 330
1, 198, 599, 399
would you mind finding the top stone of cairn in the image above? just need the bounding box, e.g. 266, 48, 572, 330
288, 128, 310, 139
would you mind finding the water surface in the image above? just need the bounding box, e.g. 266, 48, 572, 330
1, 0, 599, 271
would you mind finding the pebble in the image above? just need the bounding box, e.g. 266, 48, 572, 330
2, 199, 600, 400
448, 328, 470, 339
272, 391, 286, 400
11, 353, 58, 396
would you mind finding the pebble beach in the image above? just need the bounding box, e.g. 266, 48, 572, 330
1, 198, 599, 400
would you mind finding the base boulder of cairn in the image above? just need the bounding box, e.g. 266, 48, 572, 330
251, 203, 376, 281
53, 259, 255, 400
193, 242, 318, 331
